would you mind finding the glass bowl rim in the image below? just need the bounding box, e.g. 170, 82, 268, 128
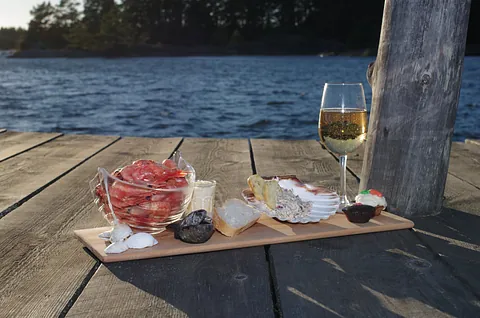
97, 167, 194, 193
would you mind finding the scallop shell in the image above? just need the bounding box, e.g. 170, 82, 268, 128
104, 241, 129, 254
242, 176, 340, 223
109, 223, 133, 243
125, 233, 158, 249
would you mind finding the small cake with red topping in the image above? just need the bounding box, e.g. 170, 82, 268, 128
355, 189, 387, 216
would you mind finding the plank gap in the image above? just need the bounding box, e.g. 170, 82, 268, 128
264, 245, 284, 318
0, 136, 121, 219
59, 261, 101, 318
250, 139, 283, 318
0, 133, 64, 163
448, 171, 480, 191
328, 141, 480, 302
248, 138, 257, 174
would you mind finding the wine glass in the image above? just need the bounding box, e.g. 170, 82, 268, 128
318, 83, 367, 210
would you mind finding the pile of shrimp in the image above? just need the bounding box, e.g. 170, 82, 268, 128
95, 159, 190, 227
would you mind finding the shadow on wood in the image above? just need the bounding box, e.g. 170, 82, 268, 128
269, 229, 480, 317
412, 208, 480, 298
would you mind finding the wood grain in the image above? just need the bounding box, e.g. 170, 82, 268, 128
250, 139, 360, 194
0, 134, 119, 217
332, 143, 480, 216
361, 0, 471, 216
267, 230, 480, 317
331, 140, 480, 297
0, 130, 62, 161
0, 137, 182, 318
67, 139, 275, 318
251, 139, 479, 317
448, 142, 480, 189
465, 139, 480, 147
412, 208, 480, 298
76, 212, 414, 262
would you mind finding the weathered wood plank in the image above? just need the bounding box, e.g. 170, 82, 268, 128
443, 174, 480, 215
0, 134, 119, 217
251, 139, 479, 317
448, 142, 480, 189
0, 131, 62, 161
331, 143, 480, 215
412, 208, 480, 298
362, 0, 471, 216
0, 137, 182, 318
67, 138, 274, 318
268, 231, 479, 317
465, 139, 480, 147
331, 141, 480, 297
251, 139, 359, 193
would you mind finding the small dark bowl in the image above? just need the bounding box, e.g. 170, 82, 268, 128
342, 204, 376, 223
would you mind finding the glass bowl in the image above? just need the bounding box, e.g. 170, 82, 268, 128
90, 152, 195, 233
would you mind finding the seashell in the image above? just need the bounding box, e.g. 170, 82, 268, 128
104, 241, 129, 254
242, 176, 340, 223
171, 209, 215, 244
98, 230, 111, 241
110, 223, 133, 243
125, 233, 158, 249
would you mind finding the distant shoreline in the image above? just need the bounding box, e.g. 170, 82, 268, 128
6, 48, 480, 59
5, 45, 379, 59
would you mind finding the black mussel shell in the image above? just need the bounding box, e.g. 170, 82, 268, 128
342, 204, 375, 223
171, 210, 215, 244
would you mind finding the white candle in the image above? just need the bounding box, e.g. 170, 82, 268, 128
189, 180, 217, 217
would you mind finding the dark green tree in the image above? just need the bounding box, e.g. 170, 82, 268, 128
83, 0, 115, 34
21, 2, 57, 49
0, 28, 26, 50
17, 0, 479, 56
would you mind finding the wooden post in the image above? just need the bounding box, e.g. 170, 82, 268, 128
361, 0, 471, 217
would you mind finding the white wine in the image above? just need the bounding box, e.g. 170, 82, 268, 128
319, 108, 367, 155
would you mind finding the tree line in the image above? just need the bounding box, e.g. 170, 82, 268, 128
1, 0, 479, 55
0, 28, 25, 50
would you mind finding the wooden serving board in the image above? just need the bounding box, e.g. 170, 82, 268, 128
75, 212, 414, 263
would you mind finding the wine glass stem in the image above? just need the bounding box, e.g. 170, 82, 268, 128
339, 155, 349, 209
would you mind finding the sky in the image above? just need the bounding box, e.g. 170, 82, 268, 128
0, 0, 60, 28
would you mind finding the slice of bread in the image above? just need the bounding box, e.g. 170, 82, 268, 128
263, 180, 280, 209
213, 199, 261, 237
247, 175, 265, 201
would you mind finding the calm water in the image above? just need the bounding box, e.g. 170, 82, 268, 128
0, 56, 479, 141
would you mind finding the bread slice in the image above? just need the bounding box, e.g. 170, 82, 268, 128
263, 180, 280, 209
247, 175, 265, 201
213, 199, 260, 237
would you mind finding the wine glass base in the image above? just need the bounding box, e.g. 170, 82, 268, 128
338, 201, 350, 212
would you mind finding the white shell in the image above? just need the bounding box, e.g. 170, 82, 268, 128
110, 223, 133, 243
243, 178, 340, 224
104, 241, 129, 254
98, 230, 111, 241
125, 233, 158, 249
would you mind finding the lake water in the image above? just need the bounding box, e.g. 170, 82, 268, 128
0, 56, 479, 141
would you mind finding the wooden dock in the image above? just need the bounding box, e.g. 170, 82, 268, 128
0, 129, 479, 317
